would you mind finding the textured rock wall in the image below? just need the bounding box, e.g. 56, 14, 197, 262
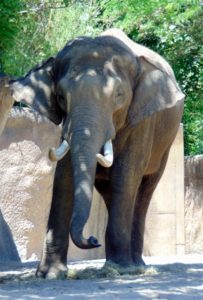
0, 76, 14, 135
0, 77, 19, 264
0, 108, 61, 261
0, 108, 185, 261
185, 155, 203, 253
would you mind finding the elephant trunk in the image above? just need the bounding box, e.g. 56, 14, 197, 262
49, 108, 114, 249
69, 126, 103, 249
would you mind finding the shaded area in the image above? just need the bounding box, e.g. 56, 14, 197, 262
0, 209, 21, 265
0, 258, 203, 299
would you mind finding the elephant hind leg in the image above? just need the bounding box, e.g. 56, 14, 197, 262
131, 149, 170, 266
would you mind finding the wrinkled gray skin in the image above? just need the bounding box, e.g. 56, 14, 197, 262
11, 29, 184, 279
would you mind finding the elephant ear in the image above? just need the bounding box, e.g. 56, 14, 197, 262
10, 58, 63, 125
128, 56, 185, 126
101, 29, 184, 125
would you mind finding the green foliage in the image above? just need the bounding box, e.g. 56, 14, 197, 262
0, 0, 22, 72
98, 0, 169, 31
46, 0, 102, 54
2, 1, 51, 76
2, 0, 101, 76
0, 0, 202, 155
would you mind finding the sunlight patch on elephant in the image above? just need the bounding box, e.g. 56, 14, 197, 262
75, 180, 92, 199
74, 74, 83, 81
93, 51, 99, 57
12, 82, 35, 105
31, 75, 51, 98
46, 229, 53, 243
84, 128, 91, 137
80, 162, 87, 172
86, 69, 97, 77
103, 76, 115, 96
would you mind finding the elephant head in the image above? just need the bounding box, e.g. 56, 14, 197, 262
10, 31, 184, 249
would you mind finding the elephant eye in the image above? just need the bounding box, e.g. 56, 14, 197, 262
57, 93, 64, 103
57, 93, 66, 111
115, 87, 124, 107
116, 90, 123, 97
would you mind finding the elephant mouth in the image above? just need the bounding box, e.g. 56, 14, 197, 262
49, 139, 114, 167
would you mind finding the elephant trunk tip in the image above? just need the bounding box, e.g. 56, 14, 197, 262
70, 231, 101, 249
88, 236, 101, 248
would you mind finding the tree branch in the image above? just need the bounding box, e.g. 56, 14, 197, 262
19, 3, 67, 14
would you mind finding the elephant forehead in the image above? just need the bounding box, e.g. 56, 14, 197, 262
72, 57, 113, 71
66, 61, 115, 83
58, 55, 122, 97
74, 68, 118, 96
73, 68, 98, 81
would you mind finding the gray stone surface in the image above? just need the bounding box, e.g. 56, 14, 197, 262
145, 125, 185, 256
0, 77, 18, 263
0, 108, 60, 261
0, 76, 14, 135
185, 155, 203, 253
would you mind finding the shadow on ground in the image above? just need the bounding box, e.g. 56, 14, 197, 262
0, 259, 203, 299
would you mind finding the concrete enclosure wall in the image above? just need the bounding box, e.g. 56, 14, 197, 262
185, 155, 203, 254
0, 108, 60, 261
0, 76, 14, 135
0, 108, 185, 262
0, 77, 18, 263
145, 125, 185, 256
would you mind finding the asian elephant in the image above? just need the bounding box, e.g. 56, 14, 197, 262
10, 28, 184, 279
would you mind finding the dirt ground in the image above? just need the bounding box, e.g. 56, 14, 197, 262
0, 255, 203, 299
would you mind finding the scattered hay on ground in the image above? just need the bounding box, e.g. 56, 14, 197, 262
1, 261, 186, 283
0, 269, 36, 283
68, 262, 158, 280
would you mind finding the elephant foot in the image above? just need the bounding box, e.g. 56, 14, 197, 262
36, 262, 68, 280
132, 254, 146, 267
103, 261, 145, 276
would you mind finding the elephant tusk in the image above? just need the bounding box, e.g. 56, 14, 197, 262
96, 139, 114, 168
49, 140, 70, 161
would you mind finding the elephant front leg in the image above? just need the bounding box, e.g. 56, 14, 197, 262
36, 154, 73, 279
105, 123, 154, 269
105, 150, 144, 267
